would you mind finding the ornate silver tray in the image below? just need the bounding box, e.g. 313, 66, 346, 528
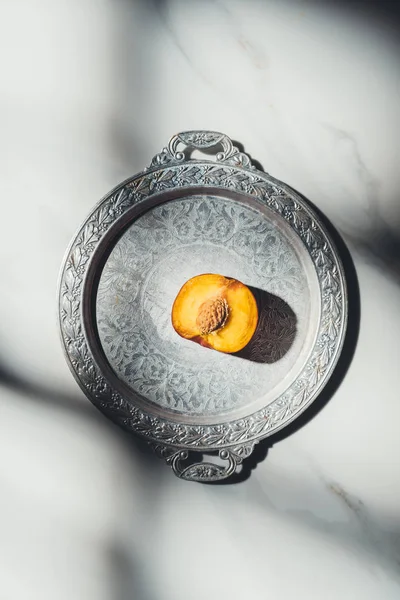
59, 131, 347, 482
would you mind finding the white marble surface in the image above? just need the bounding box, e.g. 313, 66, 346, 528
1, 1, 400, 598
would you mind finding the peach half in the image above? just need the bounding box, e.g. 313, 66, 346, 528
171, 273, 258, 354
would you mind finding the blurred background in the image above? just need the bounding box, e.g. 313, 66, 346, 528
1, 1, 400, 599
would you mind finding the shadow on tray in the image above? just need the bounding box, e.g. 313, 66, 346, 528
234, 287, 297, 364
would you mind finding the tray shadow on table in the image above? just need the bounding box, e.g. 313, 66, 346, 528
207, 196, 361, 485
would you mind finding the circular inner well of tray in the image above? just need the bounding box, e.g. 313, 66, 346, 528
96, 194, 320, 423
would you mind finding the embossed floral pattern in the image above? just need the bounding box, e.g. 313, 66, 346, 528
59, 134, 346, 456
96, 196, 311, 416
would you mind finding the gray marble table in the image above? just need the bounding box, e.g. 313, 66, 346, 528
1, 1, 400, 599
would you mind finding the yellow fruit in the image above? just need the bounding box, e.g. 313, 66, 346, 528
171, 273, 258, 354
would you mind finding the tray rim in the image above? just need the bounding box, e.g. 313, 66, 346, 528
58, 131, 347, 471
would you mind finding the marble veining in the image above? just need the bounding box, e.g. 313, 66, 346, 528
1, 0, 400, 599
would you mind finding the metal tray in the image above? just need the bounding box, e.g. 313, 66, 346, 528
58, 131, 347, 482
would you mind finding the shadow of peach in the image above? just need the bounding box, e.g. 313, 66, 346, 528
234, 287, 297, 364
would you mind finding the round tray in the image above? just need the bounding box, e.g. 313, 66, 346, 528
58, 131, 347, 482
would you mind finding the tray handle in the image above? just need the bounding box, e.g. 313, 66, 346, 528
172, 450, 236, 482
153, 443, 256, 483
149, 130, 256, 170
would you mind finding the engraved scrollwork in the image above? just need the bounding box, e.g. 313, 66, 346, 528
151, 442, 256, 482
171, 449, 237, 482
58, 130, 347, 481
96, 196, 306, 416
149, 130, 255, 170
